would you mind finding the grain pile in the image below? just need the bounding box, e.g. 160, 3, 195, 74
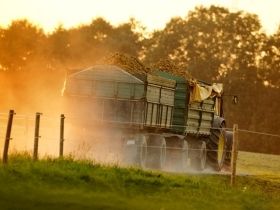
98, 53, 149, 74
97, 53, 192, 80
151, 59, 192, 79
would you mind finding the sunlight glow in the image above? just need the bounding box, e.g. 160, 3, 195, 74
0, 0, 279, 34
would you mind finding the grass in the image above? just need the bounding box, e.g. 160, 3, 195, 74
0, 153, 279, 210
238, 151, 280, 175
237, 151, 280, 186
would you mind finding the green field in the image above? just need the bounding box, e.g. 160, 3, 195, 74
0, 152, 279, 210
238, 151, 280, 174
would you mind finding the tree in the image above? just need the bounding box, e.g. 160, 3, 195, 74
109, 19, 143, 57
0, 19, 45, 72
143, 17, 187, 65
258, 29, 280, 88
47, 24, 71, 66
143, 6, 263, 82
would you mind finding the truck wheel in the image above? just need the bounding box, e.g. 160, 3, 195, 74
123, 134, 147, 168
165, 138, 189, 172
190, 141, 206, 171
137, 135, 147, 168
181, 140, 189, 171
146, 134, 166, 169
207, 120, 227, 171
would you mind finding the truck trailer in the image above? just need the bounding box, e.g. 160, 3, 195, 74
62, 64, 232, 171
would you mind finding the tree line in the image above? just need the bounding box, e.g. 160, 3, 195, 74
0, 6, 279, 154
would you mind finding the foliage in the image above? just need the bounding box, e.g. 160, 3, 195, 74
0, 154, 279, 210
0, 20, 46, 72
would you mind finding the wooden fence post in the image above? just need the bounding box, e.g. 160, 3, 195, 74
2, 110, 15, 164
231, 124, 239, 186
59, 114, 65, 158
33, 112, 42, 161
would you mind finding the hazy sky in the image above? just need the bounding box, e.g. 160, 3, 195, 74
0, 0, 279, 34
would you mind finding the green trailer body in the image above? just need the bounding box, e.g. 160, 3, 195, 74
64, 65, 145, 99
145, 74, 175, 129
64, 66, 215, 135
63, 65, 175, 130
187, 98, 215, 135
155, 71, 215, 136
154, 71, 188, 133
63, 65, 145, 125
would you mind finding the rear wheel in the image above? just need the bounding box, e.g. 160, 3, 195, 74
181, 140, 189, 171
207, 119, 227, 171
190, 141, 206, 171
123, 134, 147, 167
137, 135, 147, 168
165, 138, 189, 172
146, 134, 166, 169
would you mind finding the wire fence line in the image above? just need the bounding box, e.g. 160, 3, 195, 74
238, 129, 280, 138
0, 110, 279, 158
0, 112, 57, 118
1, 112, 235, 132
8, 121, 280, 139
2, 136, 235, 153
1, 111, 280, 138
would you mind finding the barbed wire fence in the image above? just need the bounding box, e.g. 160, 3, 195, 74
0, 110, 279, 186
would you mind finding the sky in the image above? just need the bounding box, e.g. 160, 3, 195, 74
0, 0, 279, 34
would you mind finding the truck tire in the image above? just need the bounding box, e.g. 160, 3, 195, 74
207, 117, 227, 171
165, 137, 189, 172
190, 141, 206, 171
181, 140, 189, 171
123, 134, 147, 168
123, 137, 138, 165
137, 135, 148, 168
146, 134, 166, 169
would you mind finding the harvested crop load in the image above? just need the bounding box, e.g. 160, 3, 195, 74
98, 53, 149, 74
151, 59, 192, 79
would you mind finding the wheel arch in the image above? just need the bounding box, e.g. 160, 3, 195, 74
212, 116, 226, 128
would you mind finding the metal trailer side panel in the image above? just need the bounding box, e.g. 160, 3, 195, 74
185, 96, 215, 136
63, 65, 146, 128
64, 65, 145, 98
154, 71, 216, 136
144, 74, 176, 129
63, 65, 177, 131
153, 71, 188, 134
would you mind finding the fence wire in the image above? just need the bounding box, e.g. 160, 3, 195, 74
0, 112, 235, 131
2, 112, 275, 136
7, 112, 280, 137
0, 111, 279, 160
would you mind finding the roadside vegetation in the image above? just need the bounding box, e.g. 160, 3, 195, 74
0, 153, 279, 210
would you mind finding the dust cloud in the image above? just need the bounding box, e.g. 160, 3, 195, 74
0, 66, 218, 174
0, 70, 126, 165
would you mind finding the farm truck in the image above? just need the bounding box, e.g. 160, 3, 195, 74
62, 63, 232, 171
